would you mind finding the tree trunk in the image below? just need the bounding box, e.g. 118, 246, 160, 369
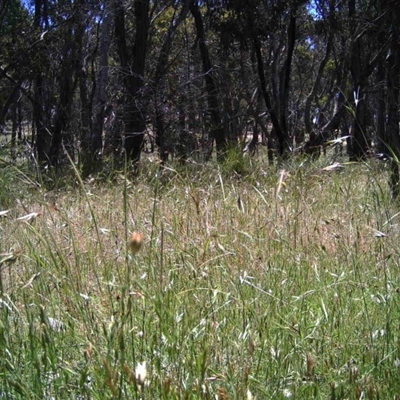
304, 24, 333, 134
278, 11, 296, 143
91, 6, 112, 160
190, 1, 226, 160
33, 0, 51, 165
375, 61, 386, 155
151, 1, 190, 163
48, 54, 74, 166
253, 37, 288, 156
48, 4, 85, 166
386, 19, 400, 198
114, 0, 150, 166
124, 0, 150, 165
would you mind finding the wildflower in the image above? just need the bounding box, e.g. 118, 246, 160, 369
247, 388, 253, 399
129, 232, 144, 255
48, 317, 66, 333
135, 361, 147, 389
283, 388, 292, 398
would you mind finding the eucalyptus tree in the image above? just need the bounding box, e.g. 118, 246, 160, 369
113, 0, 150, 166
302, 0, 335, 138
189, 1, 228, 160
30, 0, 90, 166
206, 0, 310, 157
147, 1, 191, 163
376, 0, 400, 198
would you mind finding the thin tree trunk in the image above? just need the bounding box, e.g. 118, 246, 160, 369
253, 37, 288, 156
190, 1, 226, 160
124, 0, 150, 165
278, 11, 296, 142
152, 2, 190, 163
11, 101, 17, 160
375, 61, 386, 155
49, 51, 74, 166
304, 30, 333, 134
386, 16, 400, 198
114, 0, 150, 166
49, 4, 85, 166
33, 0, 51, 165
91, 6, 112, 159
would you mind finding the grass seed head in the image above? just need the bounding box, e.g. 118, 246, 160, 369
129, 232, 144, 255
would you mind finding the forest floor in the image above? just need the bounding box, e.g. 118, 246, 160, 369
1, 149, 400, 399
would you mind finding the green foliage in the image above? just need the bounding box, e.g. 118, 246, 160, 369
0, 160, 38, 209
221, 145, 252, 176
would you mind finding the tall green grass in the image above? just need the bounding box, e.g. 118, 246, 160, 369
1, 156, 400, 399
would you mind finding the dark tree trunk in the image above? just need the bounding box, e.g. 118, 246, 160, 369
79, 54, 92, 168
34, 74, 51, 165
48, 4, 85, 167
278, 11, 296, 143
386, 20, 400, 198
375, 61, 386, 155
124, 0, 150, 165
114, 0, 150, 166
11, 99, 17, 160
253, 37, 288, 156
348, 0, 390, 160
48, 56, 74, 166
190, 1, 226, 160
33, 0, 51, 165
349, 39, 369, 160
0, 83, 22, 131
304, 7, 333, 135
91, 6, 112, 160
151, 2, 190, 163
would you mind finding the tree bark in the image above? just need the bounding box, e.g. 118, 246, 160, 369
190, 1, 226, 160
253, 37, 288, 156
33, 0, 51, 165
91, 5, 112, 159
152, 1, 190, 163
386, 9, 400, 198
125, 0, 150, 165
304, 9, 334, 135
278, 11, 296, 142
114, 0, 150, 166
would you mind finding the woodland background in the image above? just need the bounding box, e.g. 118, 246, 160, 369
1, 0, 400, 184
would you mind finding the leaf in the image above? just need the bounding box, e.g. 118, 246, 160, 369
326, 135, 351, 145
17, 212, 42, 222
322, 162, 343, 172
374, 230, 388, 238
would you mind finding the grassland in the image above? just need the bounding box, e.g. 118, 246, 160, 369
1, 153, 400, 399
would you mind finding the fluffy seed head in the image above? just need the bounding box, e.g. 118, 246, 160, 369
135, 361, 147, 386
129, 232, 143, 255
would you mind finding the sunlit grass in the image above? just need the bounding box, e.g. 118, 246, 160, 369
1, 154, 400, 398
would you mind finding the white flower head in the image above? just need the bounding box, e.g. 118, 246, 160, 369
135, 361, 147, 386
283, 388, 292, 398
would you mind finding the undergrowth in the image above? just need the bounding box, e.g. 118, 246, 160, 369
1, 155, 400, 399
